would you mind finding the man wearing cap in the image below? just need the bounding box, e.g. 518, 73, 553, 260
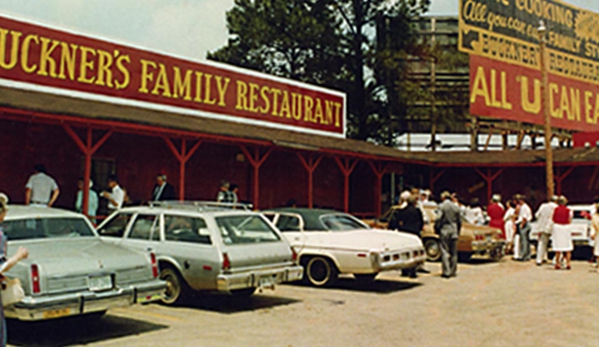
534, 195, 558, 265
436, 191, 462, 278
25, 164, 60, 207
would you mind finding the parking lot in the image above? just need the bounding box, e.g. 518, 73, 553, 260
6, 257, 599, 347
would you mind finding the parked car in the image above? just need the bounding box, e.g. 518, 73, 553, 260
97, 202, 303, 305
365, 205, 505, 262
1, 206, 165, 321
262, 208, 427, 287
531, 204, 593, 249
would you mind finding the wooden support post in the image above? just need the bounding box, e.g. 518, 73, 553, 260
474, 168, 505, 204
296, 153, 323, 208
334, 158, 359, 213
163, 138, 203, 201
239, 146, 274, 209
555, 166, 575, 196
368, 161, 387, 218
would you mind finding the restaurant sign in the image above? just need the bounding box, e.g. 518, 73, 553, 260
0, 15, 346, 137
459, 0, 599, 131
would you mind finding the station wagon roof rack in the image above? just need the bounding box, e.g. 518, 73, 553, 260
148, 200, 254, 212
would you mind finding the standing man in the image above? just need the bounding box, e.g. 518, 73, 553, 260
101, 175, 125, 211
75, 177, 98, 220
389, 196, 425, 278
436, 191, 462, 278
534, 195, 558, 266
216, 181, 234, 203
515, 194, 533, 261
25, 164, 60, 207
151, 174, 176, 201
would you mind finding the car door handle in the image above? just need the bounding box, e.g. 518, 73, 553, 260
146, 247, 153, 252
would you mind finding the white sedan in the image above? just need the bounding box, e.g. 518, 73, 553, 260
263, 208, 426, 287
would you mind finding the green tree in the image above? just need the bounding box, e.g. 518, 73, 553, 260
208, 0, 431, 144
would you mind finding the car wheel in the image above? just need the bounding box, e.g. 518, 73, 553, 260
160, 267, 187, 305
424, 238, 441, 262
354, 273, 377, 284
304, 256, 338, 287
231, 288, 256, 297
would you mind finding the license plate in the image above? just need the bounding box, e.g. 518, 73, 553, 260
43, 308, 71, 319
89, 275, 113, 291
259, 276, 275, 288
136, 293, 162, 304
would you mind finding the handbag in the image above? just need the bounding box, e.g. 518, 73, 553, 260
2, 278, 24, 307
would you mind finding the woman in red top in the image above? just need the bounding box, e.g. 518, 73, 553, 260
487, 194, 505, 238
551, 196, 573, 270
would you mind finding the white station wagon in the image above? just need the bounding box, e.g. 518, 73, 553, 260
263, 208, 427, 287
97, 202, 303, 304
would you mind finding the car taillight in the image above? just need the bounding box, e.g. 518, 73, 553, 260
31, 264, 40, 294
291, 248, 298, 262
150, 253, 159, 278
475, 235, 484, 241
222, 253, 231, 271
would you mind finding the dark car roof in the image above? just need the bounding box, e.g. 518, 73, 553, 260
264, 208, 343, 231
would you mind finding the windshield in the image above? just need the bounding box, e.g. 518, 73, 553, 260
216, 215, 281, 245
319, 214, 370, 231
3, 217, 96, 240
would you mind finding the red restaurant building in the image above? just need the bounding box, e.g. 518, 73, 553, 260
1, 15, 599, 218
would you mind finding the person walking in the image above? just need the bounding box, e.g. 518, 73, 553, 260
515, 194, 533, 261
25, 164, 60, 207
534, 195, 558, 266
487, 194, 505, 237
0, 193, 29, 347
552, 196, 573, 270
436, 191, 462, 278
75, 178, 99, 221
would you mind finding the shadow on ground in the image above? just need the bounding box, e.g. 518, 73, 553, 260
291, 277, 422, 294
7, 314, 167, 347
172, 293, 300, 314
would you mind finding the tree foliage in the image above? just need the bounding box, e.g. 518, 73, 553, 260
208, 0, 431, 144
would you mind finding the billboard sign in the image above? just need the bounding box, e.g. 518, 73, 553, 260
459, 0, 599, 131
0, 15, 346, 137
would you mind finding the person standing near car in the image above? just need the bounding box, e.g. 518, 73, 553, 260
0, 193, 29, 347
552, 196, 573, 270
515, 194, 533, 261
534, 195, 558, 266
101, 175, 125, 211
389, 196, 426, 278
487, 194, 505, 237
590, 201, 599, 272
216, 181, 234, 203
436, 191, 462, 278
75, 177, 98, 220
151, 174, 176, 201
25, 164, 60, 207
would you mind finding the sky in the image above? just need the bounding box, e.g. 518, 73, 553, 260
0, 0, 597, 61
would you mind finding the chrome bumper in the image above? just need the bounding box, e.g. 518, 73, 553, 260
216, 265, 304, 292
6, 279, 166, 321
373, 248, 427, 272
471, 240, 506, 253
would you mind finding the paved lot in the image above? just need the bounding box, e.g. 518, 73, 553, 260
7, 257, 599, 347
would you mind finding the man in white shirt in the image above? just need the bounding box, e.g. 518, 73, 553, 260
534, 196, 558, 265
25, 164, 60, 207
516, 194, 533, 261
101, 175, 125, 211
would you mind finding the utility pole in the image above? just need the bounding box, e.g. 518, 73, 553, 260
538, 21, 554, 198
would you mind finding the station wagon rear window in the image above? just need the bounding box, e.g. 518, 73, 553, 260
3, 218, 95, 240
216, 215, 280, 245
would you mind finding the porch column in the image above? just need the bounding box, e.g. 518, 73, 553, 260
163, 138, 203, 200
474, 168, 505, 204
63, 125, 113, 218
239, 146, 274, 209
429, 168, 446, 195
296, 153, 323, 208
368, 161, 387, 218
334, 157, 358, 213
555, 166, 575, 196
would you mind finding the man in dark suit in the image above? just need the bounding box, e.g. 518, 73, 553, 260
436, 191, 462, 278
389, 195, 425, 278
151, 174, 176, 201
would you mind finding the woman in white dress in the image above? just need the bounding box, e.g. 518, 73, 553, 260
551, 196, 573, 270
504, 200, 518, 257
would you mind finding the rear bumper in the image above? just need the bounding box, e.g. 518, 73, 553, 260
6, 279, 166, 321
470, 240, 505, 254
372, 248, 427, 272
216, 265, 304, 292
